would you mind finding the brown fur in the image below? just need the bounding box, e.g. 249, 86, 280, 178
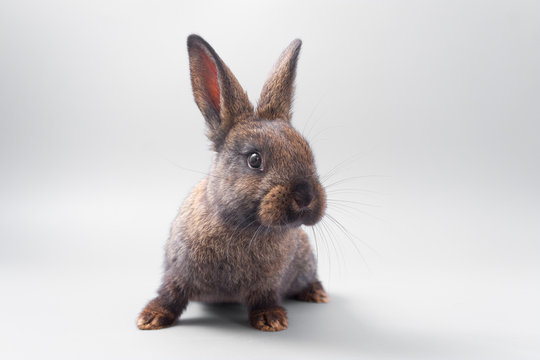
291, 281, 330, 303
137, 303, 177, 330
249, 307, 288, 332
137, 35, 328, 332
188, 36, 253, 150
256, 39, 301, 122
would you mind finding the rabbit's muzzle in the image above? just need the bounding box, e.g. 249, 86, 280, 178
258, 180, 326, 227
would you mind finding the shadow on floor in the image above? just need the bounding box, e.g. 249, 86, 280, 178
168, 294, 485, 359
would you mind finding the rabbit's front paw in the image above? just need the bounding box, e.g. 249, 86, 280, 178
249, 306, 288, 332
137, 306, 176, 330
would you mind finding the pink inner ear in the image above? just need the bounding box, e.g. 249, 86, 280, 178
199, 49, 221, 112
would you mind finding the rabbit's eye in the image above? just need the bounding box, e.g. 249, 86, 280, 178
247, 152, 263, 170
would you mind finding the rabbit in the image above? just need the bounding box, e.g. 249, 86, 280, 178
137, 34, 329, 332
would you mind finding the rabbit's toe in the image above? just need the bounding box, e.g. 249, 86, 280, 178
249, 306, 288, 332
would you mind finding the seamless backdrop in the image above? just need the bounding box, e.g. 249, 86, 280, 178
1, 1, 539, 359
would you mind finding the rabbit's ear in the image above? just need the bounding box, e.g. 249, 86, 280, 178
256, 39, 302, 122
187, 35, 253, 148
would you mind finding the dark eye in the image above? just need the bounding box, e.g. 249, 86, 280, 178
247, 152, 263, 170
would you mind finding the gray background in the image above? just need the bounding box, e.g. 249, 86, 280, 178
1, 0, 539, 359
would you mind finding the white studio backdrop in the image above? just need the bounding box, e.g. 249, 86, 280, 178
0, 1, 539, 359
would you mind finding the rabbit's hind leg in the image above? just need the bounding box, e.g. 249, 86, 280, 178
291, 280, 330, 303
286, 230, 330, 303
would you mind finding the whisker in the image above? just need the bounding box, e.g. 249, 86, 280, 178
320, 151, 371, 183
319, 219, 338, 263
324, 214, 371, 271
314, 220, 332, 280
301, 93, 327, 139
326, 213, 379, 257
327, 198, 380, 207
327, 201, 386, 222
161, 156, 230, 181
324, 175, 388, 189
308, 226, 319, 265
326, 188, 383, 196
319, 217, 344, 277
227, 218, 256, 259
248, 224, 264, 252
309, 125, 346, 146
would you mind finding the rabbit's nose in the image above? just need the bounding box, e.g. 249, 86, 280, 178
292, 181, 314, 209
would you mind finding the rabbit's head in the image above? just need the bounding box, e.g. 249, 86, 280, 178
187, 35, 325, 228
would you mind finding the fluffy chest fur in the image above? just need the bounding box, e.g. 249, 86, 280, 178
166, 179, 299, 302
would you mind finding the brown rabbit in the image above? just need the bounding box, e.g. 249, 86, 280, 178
137, 34, 329, 332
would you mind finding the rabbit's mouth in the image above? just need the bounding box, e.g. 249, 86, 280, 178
257, 182, 326, 227
286, 208, 320, 227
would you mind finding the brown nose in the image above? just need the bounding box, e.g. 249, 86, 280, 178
292, 181, 314, 209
